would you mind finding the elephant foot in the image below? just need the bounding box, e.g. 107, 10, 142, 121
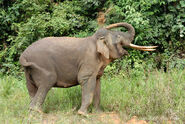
77, 110, 88, 117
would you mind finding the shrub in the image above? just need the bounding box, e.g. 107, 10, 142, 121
0, 0, 184, 75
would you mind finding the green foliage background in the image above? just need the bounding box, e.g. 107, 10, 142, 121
0, 0, 184, 75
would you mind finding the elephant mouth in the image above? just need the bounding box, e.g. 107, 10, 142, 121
128, 43, 158, 51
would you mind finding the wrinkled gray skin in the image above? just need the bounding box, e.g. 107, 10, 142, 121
19, 23, 134, 115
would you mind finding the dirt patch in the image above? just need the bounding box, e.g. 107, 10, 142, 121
41, 112, 124, 124
28, 112, 173, 124
92, 112, 123, 124
93, 113, 148, 124
42, 114, 58, 124
126, 116, 148, 124
91, 113, 149, 124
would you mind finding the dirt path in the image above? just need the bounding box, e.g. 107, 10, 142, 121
41, 112, 148, 124
28, 112, 173, 124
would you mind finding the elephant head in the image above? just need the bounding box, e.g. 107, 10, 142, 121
95, 22, 157, 59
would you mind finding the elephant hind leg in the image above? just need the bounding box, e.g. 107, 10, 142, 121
27, 67, 57, 112
24, 67, 38, 101
29, 85, 51, 111
26, 78, 38, 101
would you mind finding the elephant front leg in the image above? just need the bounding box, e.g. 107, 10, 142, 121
78, 75, 96, 116
93, 78, 101, 112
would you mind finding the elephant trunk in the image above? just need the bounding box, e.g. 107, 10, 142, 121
106, 22, 135, 41
106, 22, 158, 51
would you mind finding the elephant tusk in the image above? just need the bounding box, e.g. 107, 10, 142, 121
138, 48, 156, 51
129, 44, 158, 49
128, 43, 158, 51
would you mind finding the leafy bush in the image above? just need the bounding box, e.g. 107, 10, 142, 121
0, 0, 184, 75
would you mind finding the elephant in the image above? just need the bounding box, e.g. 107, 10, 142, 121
19, 22, 157, 115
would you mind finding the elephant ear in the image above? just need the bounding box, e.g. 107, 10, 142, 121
96, 37, 109, 59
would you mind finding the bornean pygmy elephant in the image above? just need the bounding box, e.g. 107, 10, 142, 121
19, 22, 157, 115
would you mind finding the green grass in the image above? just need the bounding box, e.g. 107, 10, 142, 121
0, 69, 184, 123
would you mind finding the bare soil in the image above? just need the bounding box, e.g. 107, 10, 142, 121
27, 111, 174, 124
37, 112, 151, 124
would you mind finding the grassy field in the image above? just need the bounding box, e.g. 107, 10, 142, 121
0, 69, 184, 123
